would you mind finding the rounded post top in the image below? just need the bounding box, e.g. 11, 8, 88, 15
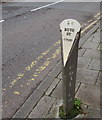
60, 19, 81, 32
60, 19, 81, 66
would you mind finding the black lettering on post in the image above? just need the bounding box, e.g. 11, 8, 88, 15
66, 32, 71, 36
70, 29, 74, 32
65, 28, 75, 32
64, 38, 73, 41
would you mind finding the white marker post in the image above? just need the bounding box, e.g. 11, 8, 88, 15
60, 19, 81, 116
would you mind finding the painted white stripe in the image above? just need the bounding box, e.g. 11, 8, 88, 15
31, 0, 64, 12
0, 20, 5, 23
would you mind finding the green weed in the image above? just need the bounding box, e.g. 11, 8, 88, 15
59, 98, 82, 119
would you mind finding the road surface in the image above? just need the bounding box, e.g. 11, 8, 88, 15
2, 1, 100, 118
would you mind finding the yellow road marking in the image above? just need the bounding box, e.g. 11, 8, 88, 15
28, 47, 61, 82
81, 16, 101, 34
8, 41, 60, 87
11, 80, 17, 86
27, 83, 30, 85
88, 19, 92, 23
33, 74, 38, 77
3, 89, 6, 91
18, 73, 24, 77
94, 12, 101, 18
30, 78, 35, 81
14, 91, 20, 95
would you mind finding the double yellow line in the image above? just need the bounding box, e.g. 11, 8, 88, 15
81, 13, 101, 34
3, 12, 101, 94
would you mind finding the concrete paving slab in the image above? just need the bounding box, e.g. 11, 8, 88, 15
97, 71, 101, 82
28, 96, 55, 118
76, 68, 99, 84
86, 34, 94, 42
83, 49, 100, 60
96, 80, 100, 86
82, 41, 99, 50
92, 37, 100, 43
45, 78, 60, 96
88, 58, 101, 71
45, 105, 59, 118
51, 80, 62, 100
48, 61, 62, 78
37, 76, 55, 93
97, 42, 102, 51
51, 80, 80, 99
78, 48, 86, 57
92, 31, 100, 43
45, 99, 61, 118
76, 84, 100, 108
57, 72, 62, 79
77, 57, 91, 69
85, 106, 100, 118
96, 71, 101, 86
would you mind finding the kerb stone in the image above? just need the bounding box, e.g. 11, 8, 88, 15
28, 96, 55, 118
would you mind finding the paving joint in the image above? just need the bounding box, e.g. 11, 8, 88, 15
94, 71, 100, 85
86, 57, 93, 69
75, 82, 81, 94
26, 93, 45, 118
45, 97, 57, 117
47, 79, 61, 97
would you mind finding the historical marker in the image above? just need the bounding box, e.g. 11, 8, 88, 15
60, 19, 81, 115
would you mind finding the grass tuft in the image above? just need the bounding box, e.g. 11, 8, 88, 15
59, 98, 83, 119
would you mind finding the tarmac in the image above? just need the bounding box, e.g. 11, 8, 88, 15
13, 22, 101, 119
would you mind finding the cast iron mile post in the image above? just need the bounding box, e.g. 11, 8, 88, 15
60, 19, 81, 116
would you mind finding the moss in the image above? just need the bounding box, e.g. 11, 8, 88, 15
59, 105, 67, 119
59, 98, 83, 119
97, 43, 102, 51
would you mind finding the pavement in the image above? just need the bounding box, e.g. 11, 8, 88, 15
11, 20, 101, 119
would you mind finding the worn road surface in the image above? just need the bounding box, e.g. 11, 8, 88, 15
2, 2, 100, 118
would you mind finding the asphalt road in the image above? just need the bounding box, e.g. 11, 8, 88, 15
2, 2, 100, 118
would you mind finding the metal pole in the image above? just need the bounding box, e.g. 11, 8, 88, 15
60, 19, 81, 116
